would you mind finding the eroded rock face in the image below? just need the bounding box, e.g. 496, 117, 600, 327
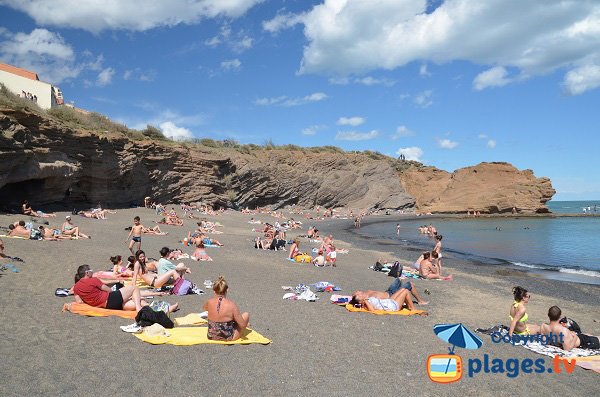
399, 162, 555, 213
0, 107, 415, 211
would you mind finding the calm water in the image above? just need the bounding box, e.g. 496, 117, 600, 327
547, 200, 600, 214
359, 201, 600, 281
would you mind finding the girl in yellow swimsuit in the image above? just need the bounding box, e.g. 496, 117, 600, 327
509, 286, 540, 336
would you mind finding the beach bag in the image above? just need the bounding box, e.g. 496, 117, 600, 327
387, 262, 402, 278
135, 306, 174, 329
172, 278, 193, 296
373, 261, 384, 272
295, 254, 312, 263
560, 317, 581, 334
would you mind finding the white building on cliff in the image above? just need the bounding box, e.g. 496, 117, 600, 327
0, 62, 64, 110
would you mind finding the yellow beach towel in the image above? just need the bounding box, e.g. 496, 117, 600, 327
0, 235, 28, 239
62, 302, 137, 319
174, 313, 208, 326
345, 303, 427, 316
134, 327, 271, 346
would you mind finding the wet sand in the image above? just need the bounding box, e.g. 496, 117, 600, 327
0, 208, 598, 396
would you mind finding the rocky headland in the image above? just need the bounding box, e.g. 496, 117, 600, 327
0, 105, 554, 213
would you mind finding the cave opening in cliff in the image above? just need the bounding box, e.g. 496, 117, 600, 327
0, 179, 46, 211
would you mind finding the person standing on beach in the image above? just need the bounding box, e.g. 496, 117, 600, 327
433, 235, 443, 257
396, 223, 401, 236
126, 216, 144, 255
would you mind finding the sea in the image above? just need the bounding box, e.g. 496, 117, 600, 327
358, 200, 600, 284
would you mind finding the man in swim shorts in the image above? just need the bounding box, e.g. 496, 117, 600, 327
540, 306, 600, 351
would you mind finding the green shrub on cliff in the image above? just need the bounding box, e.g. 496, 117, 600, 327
141, 124, 167, 140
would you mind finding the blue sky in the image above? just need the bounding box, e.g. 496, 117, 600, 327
1, 0, 599, 200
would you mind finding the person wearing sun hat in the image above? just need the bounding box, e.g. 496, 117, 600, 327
61, 215, 91, 239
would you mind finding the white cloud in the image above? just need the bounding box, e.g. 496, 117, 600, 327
1, 0, 263, 33
396, 146, 423, 162
437, 138, 458, 149
478, 133, 488, 139
414, 90, 433, 108
123, 68, 156, 82
205, 26, 253, 53
354, 76, 396, 86
220, 58, 242, 71
335, 130, 379, 141
254, 92, 328, 107
302, 124, 326, 135
337, 116, 365, 127
328, 77, 349, 85
263, 12, 305, 34
289, 0, 600, 94
487, 139, 497, 148
0, 28, 80, 84
159, 121, 193, 140
392, 125, 414, 139
473, 66, 512, 90
419, 64, 430, 77
130, 107, 206, 130
563, 64, 600, 95
232, 36, 253, 52
96, 67, 115, 86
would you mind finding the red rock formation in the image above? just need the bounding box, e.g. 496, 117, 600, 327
399, 162, 555, 213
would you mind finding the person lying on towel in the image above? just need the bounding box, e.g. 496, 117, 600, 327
350, 288, 415, 312
353, 278, 429, 305
203, 276, 249, 341
73, 264, 174, 312
540, 306, 599, 351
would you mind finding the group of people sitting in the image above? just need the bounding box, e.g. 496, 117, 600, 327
72, 247, 249, 341
508, 286, 598, 351
7, 216, 91, 240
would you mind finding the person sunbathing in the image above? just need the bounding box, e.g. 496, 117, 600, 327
197, 233, 223, 247
37, 225, 63, 241
419, 252, 452, 280
350, 288, 416, 312
132, 250, 187, 288
353, 278, 428, 305
312, 250, 325, 267
288, 238, 300, 259
540, 306, 599, 351
142, 225, 167, 235
191, 241, 212, 261
161, 216, 183, 226
166, 249, 189, 260
508, 286, 540, 337
203, 276, 249, 341
73, 264, 149, 312
62, 216, 91, 239
7, 222, 31, 238
156, 247, 192, 279
110, 255, 133, 277
21, 200, 56, 218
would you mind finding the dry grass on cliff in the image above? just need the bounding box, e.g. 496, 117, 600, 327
1, 84, 417, 166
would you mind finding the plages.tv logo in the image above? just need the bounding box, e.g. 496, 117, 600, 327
427, 323, 483, 383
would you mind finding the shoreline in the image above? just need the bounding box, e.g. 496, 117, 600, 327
325, 214, 600, 286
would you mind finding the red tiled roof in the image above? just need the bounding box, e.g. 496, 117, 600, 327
0, 62, 39, 81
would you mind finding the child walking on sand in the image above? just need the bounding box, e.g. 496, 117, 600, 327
126, 216, 144, 254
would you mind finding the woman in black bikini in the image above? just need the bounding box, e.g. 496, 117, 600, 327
203, 276, 249, 341
132, 250, 184, 288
